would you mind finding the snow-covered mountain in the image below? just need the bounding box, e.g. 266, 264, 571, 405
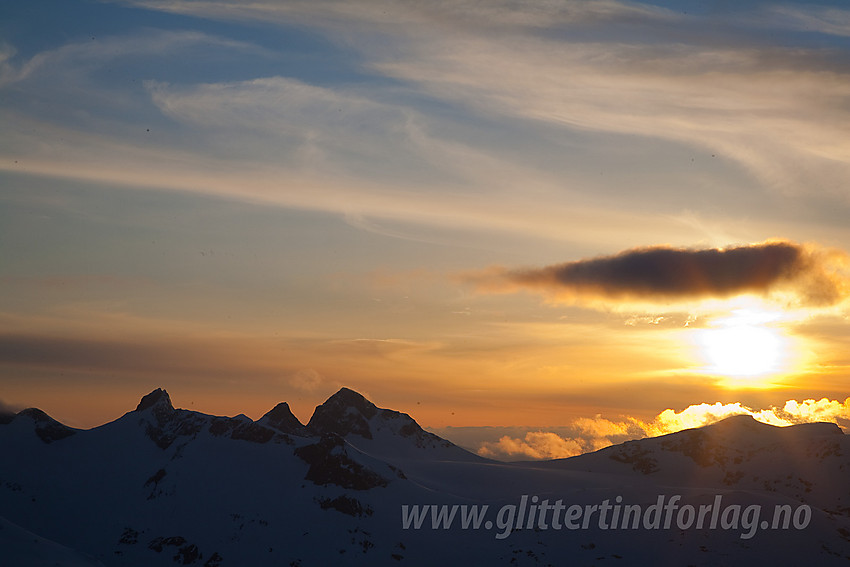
545, 414, 850, 514
2, 388, 849, 566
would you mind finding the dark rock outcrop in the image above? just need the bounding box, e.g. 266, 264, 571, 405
294, 434, 389, 490
14, 408, 77, 444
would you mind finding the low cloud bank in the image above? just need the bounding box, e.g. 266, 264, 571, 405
477, 397, 850, 461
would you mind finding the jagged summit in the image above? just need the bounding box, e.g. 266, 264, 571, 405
135, 388, 174, 413
307, 387, 379, 439
258, 402, 305, 434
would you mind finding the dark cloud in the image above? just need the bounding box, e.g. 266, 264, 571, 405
0, 334, 284, 379
0, 399, 22, 416
466, 240, 848, 307
0, 335, 173, 372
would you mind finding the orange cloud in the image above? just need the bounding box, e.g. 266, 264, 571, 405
476, 397, 850, 461
478, 431, 585, 460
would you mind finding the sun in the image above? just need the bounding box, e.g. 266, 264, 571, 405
694, 307, 792, 382
699, 324, 783, 376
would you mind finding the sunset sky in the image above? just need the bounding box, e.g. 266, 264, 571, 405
2, 0, 850, 459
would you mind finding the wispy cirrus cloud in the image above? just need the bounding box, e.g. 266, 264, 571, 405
767, 4, 850, 37
5, 0, 850, 246
0, 29, 267, 87
374, 33, 850, 200
112, 0, 678, 30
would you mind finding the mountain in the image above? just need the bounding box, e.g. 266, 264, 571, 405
306, 387, 482, 464
545, 414, 850, 515
2, 388, 849, 566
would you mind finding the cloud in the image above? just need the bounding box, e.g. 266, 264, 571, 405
143, 76, 432, 182
645, 402, 754, 435
0, 399, 22, 416
6, 0, 850, 248
117, 0, 678, 31
0, 29, 265, 88
361, 6, 850, 200
646, 397, 850, 434
3, 0, 850, 268
0, 333, 316, 381
768, 5, 850, 37
478, 431, 585, 460
754, 398, 850, 428
463, 240, 850, 308
288, 368, 326, 393
475, 397, 850, 461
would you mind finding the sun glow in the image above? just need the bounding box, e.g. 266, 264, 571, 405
695, 306, 794, 384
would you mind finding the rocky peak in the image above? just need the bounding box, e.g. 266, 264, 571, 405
304, 388, 454, 452
135, 388, 174, 414
133, 389, 201, 450
307, 388, 378, 439
257, 402, 305, 435
323, 388, 378, 419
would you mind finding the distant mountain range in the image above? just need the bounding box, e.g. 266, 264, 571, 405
2, 388, 849, 566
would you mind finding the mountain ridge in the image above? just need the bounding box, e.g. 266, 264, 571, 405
2, 387, 849, 566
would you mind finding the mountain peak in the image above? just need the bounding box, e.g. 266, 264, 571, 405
9, 408, 77, 444
329, 388, 378, 413
307, 388, 378, 439
718, 413, 757, 423
701, 414, 843, 440
303, 388, 459, 456
703, 414, 762, 430
135, 388, 174, 413
257, 402, 305, 435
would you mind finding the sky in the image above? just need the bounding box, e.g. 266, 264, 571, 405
2, 0, 850, 459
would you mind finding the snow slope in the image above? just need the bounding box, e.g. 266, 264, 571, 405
546, 414, 850, 514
